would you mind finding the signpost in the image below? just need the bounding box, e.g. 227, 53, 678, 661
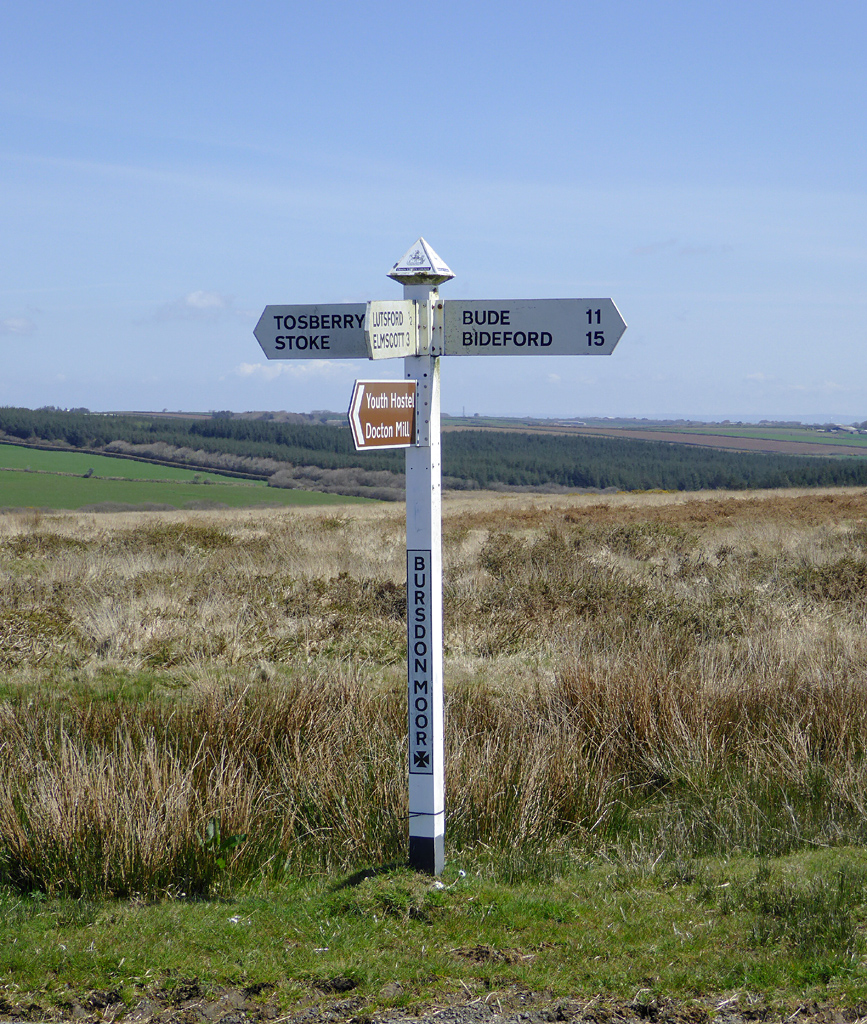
348, 380, 417, 450
365, 300, 418, 360
443, 298, 626, 356
253, 304, 368, 359
387, 240, 453, 876
254, 238, 626, 875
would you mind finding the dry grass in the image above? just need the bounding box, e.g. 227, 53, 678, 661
3, 488, 867, 894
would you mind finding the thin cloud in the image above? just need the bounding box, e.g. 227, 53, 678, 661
631, 239, 677, 256
746, 373, 853, 396
235, 362, 284, 382
233, 361, 351, 381
151, 290, 233, 322
631, 239, 733, 257
0, 317, 36, 336
677, 243, 734, 257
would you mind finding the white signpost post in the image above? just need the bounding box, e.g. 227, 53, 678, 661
254, 238, 626, 875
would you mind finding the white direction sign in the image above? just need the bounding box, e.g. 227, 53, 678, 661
365, 299, 418, 360
443, 299, 626, 356
254, 304, 368, 359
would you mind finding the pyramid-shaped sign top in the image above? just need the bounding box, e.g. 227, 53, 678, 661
388, 238, 455, 285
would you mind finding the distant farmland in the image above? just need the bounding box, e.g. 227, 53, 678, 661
0, 443, 239, 481
0, 445, 371, 510
6, 407, 867, 496
445, 421, 867, 458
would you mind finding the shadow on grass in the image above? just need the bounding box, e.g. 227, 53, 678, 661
330, 861, 411, 890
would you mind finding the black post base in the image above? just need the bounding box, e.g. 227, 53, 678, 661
409, 835, 444, 875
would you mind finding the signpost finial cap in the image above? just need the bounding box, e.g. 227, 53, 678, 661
388, 238, 455, 285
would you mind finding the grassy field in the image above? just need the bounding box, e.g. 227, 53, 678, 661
625, 424, 867, 448
0, 442, 241, 480
444, 418, 867, 446
5, 489, 867, 1017
0, 444, 372, 509
444, 421, 867, 458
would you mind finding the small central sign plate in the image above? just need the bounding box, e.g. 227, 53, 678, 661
349, 379, 417, 450
365, 299, 418, 359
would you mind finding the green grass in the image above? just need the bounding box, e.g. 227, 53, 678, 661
3, 850, 867, 1015
0, 466, 372, 509
0, 443, 375, 508
7, 492, 867, 1013
635, 425, 867, 448
0, 443, 239, 481
0, 471, 370, 508
447, 418, 867, 450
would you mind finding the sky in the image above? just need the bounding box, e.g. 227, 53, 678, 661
1, 1, 865, 422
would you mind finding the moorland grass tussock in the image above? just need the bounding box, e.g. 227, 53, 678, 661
3, 492, 867, 893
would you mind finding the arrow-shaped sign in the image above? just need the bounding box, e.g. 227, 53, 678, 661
254, 298, 626, 361
348, 380, 417, 450
254, 303, 368, 359
443, 298, 626, 356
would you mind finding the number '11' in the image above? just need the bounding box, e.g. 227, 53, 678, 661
585, 309, 604, 346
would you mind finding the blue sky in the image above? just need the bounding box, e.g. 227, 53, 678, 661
1, 1, 865, 421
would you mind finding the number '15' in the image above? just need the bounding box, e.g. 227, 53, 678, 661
586, 331, 605, 346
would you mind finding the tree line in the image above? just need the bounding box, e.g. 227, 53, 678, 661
3, 406, 867, 493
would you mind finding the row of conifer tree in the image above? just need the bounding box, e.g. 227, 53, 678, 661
3, 406, 867, 492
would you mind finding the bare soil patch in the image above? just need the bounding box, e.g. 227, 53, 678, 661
2, 987, 862, 1024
